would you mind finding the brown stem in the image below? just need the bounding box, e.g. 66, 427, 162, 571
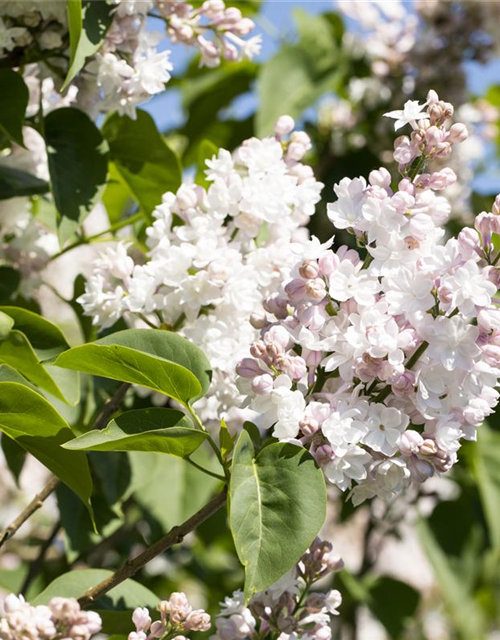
78, 489, 227, 608
20, 519, 61, 595
0, 383, 130, 552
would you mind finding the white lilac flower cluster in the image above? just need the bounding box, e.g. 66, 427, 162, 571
78, 117, 323, 421
129, 592, 211, 640
0, 0, 260, 120
0, 594, 102, 640
236, 92, 500, 505
211, 538, 343, 640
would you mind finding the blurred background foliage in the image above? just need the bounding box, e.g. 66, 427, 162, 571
3, 1, 500, 639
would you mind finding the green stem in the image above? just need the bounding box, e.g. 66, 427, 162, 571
184, 457, 226, 482
49, 212, 144, 261
187, 407, 229, 481
361, 253, 373, 269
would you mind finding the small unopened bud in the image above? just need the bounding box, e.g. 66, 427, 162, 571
285, 278, 306, 303
263, 294, 288, 319
448, 122, 469, 143
277, 616, 296, 633
250, 340, 266, 359
274, 115, 295, 137
408, 458, 434, 483
299, 259, 320, 279
315, 444, 335, 466
299, 418, 319, 437
398, 429, 423, 456
184, 610, 211, 632
305, 278, 327, 302
252, 374, 274, 395
250, 312, 267, 329
492, 194, 500, 215
322, 551, 345, 573
236, 358, 262, 378
419, 438, 438, 456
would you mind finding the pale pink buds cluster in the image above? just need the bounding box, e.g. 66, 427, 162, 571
211, 539, 342, 640
0, 595, 102, 640
129, 593, 211, 640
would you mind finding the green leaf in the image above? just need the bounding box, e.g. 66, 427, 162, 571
55, 329, 212, 407
417, 518, 485, 639
0, 382, 93, 514
0, 330, 71, 401
102, 162, 134, 223
0, 311, 14, 340
229, 431, 326, 599
64, 0, 113, 89
219, 418, 234, 461
0, 306, 70, 359
45, 107, 109, 244
1, 434, 26, 485
294, 9, 339, 74
33, 569, 159, 634
0, 267, 20, 302
64, 407, 208, 458
102, 110, 181, 216
473, 424, 500, 550
367, 577, 419, 639
0, 165, 49, 199
130, 448, 220, 532
0, 70, 29, 146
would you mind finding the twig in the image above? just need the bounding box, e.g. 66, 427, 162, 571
0, 477, 59, 550
78, 489, 227, 608
0, 383, 130, 552
20, 520, 61, 595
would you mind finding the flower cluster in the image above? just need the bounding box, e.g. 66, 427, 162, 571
236, 93, 500, 504
211, 538, 343, 640
79, 117, 323, 422
1, 0, 260, 120
0, 595, 102, 640
129, 592, 210, 640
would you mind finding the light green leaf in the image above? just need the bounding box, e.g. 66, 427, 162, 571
294, 9, 338, 74
102, 162, 134, 223
0, 306, 70, 359
473, 424, 500, 550
417, 518, 485, 639
219, 418, 234, 461
55, 329, 212, 407
64, 407, 207, 458
0, 311, 14, 340
0, 70, 29, 146
45, 107, 109, 244
64, 0, 114, 90
33, 569, 158, 634
229, 431, 326, 600
102, 110, 182, 216
0, 382, 93, 514
0, 166, 49, 200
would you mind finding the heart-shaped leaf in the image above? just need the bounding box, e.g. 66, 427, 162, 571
55, 329, 212, 407
64, 407, 207, 458
229, 431, 326, 600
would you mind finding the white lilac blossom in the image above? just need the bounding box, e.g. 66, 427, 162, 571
78, 120, 323, 422
235, 92, 500, 505
128, 592, 211, 640
0, 595, 102, 640
211, 538, 343, 640
0, 1, 260, 120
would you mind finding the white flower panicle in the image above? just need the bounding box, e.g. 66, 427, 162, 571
79, 119, 323, 422
211, 538, 343, 640
0, 595, 102, 640
0, 0, 260, 119
236, 92, 500, 504
128, 592, 211, 640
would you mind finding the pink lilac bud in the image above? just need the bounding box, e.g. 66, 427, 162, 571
448, 122, 469, 143
264, 325, 290, 349
299, 418, 319, 437
202, 0, 225, 13
391, 370, 416, 396
132, 608, 151, 632
316, 626, 333, 640
263, 294, 288, 319
281, 355, 307, 380
393, 136, 414, 165
274, 115, 295, 137
318, 252, 339, 276
427, 89, 439, 104
419, 438, 438, 456
368, 167, 391, 190
315, 444, 335, 466
299, 259, 320, 279
184, 610, 211, 632
408, 458, 435, 483
484, 266, 500, 288
483, 344, 500, 368
277, 616, 296, 633
305, 593, 325, 613
285, 278, 306, 303
148, 621, 166, 638
458, 227, 480, 258
252, 374, 274, 395
250, 340, 267, 359
433, 449, 454, 473
398, 430, 423, 455
236, 358, 262, 378
85, 611, 103, 635
287, 142, 307, 161
475, 211, 500, 238
427, 167, 457, 189
305, 278, 327, 302
322, 551, 345, 573
492, 194, 500, 215
249, 312, 267, 329
168, 593, 192, 623
296, 304, 326, 332
233, 17, 255, 35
